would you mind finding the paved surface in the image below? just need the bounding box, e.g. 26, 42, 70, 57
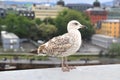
20, 42, 37, 52
0, 64, 120, 80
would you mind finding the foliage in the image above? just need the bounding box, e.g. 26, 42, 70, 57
0, 14, 38, 39
43, 17, 55, 25
38, 23, 57, 40
55, 9, 95, 40
107, 43, 120, 58
4, 14, 18, 32
0, 14, 57, 41
14, 16, 37, 39
0, 9, 94, 41
34, 18, 42, 25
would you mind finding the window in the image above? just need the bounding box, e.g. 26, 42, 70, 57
0, 10, 4, 13
24, 14, 26, 16
20, 13, 22, 16
1, 13, 4, 16
28, 13, 30, 16
31, 14, 34, 16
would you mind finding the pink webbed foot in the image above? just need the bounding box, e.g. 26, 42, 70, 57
61, 67, 70, 72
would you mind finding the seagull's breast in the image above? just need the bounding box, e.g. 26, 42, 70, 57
71, 30, 81, 48
61, 30, 82, 57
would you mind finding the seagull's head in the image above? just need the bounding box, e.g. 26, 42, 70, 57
67, 20, 85, 31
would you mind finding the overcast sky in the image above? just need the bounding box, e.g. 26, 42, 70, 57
1, 0, 113, 4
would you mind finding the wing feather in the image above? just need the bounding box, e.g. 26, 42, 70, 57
38, 33, 74, 56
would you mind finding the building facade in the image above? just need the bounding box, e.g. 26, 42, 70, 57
92, 34, 116, 48
1, 31, 20, 51
0, 1, 6, 9
57, 0, 65, 6
18, 10, 35, 19
85, 0, 107, 25
66, 3, 92, 12
113, 0, 120, 7
0, 8, 6, 18
32, 3, 66, 20
107, 7, 120, 19
96, 19, 120, 38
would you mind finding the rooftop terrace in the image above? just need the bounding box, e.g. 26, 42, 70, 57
0, 64, 119, 80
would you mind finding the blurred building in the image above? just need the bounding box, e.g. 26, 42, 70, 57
96, 19, 120, 38
1, 31, 20, 51
85, 0, 107, 25
107, 7, 120, 19
0, 8, 6, 18
57, 0, 65, 6
15, 6, 28, 11
18, 10, 35, 19
0, 1, 6, 9
92, 34, 115, 48
31, 3, 67, 20
66, 3, 92, 12
113, 0, 120, 7
0, 0, 6, 18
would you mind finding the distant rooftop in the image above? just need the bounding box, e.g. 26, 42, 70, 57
33, 2, 56, 7
66, 3, 92, 6
86, 7, 105, 11
102, 19, 120, 22
1, 31, 19, 39
93, 34, 114, 38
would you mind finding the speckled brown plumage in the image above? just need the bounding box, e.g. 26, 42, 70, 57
37, 33, 75, 57
37, 20, 85, 71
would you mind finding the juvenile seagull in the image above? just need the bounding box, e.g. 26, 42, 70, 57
37, 20, 85, 71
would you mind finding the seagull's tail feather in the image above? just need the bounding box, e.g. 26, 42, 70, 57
29, 45, 47, 56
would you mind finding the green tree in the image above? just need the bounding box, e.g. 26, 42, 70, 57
14, 16, 37, 39
55, 9, 94, 40
2, 14, 37, 39
4, 14, 18, 32
107, 43, 120, 58
38, 23, 57, 40
0, 18, 5, 25
43, 17, 55, 25
34, 18, 42, 25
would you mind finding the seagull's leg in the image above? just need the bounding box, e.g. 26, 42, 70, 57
64, 57, 76, 70
61, 57, 69, 72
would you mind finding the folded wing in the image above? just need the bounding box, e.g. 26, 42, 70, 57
38, 33, 74, 56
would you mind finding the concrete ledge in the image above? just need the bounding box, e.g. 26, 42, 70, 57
0, 64, 120, 80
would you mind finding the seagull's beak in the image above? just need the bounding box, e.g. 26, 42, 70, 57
81, 25, 87, 29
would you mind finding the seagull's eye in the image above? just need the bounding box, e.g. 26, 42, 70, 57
74, 23, 78, 25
